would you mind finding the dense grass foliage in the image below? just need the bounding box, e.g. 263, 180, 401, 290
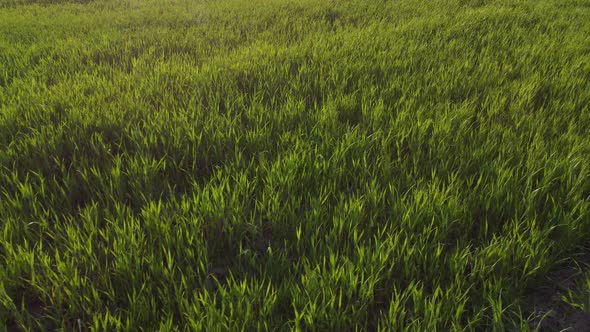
1, 0, 589, 330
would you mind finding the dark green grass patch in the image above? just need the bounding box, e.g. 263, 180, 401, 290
1, 0, 589, 330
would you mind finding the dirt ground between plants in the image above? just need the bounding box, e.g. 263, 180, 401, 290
526, 253, 590, 331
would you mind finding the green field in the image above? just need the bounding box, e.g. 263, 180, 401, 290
1, 0, 589, 330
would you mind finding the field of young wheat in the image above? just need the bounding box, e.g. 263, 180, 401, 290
1, 0, 589, 330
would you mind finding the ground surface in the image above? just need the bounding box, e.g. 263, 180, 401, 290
1, 0, 590, 330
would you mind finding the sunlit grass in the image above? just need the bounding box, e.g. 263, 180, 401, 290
1, 0, 589, 330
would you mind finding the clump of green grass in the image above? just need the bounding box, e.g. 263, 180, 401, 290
1, 0, 589, 330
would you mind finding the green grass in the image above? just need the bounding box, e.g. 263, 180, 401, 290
1, 0, 589, 330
